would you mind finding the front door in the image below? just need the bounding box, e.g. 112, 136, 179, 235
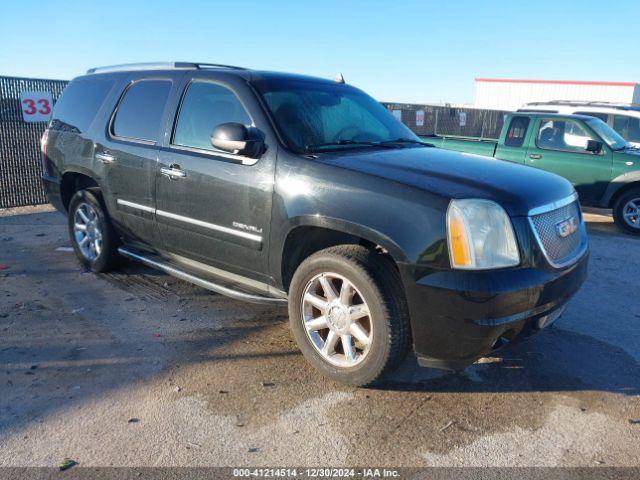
525, 117, 612, 204
155, 78, 275, 282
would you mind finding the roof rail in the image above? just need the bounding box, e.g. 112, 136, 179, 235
86, 62, 248, 74
195, 63, 248, 71
525, 100, 640, 110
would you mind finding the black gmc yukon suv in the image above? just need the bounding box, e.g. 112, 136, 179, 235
42, 62, 588, 386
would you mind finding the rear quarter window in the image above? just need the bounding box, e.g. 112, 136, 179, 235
111, 80, 172, 143
51, 77, 115, 133
504, 116, 530, 147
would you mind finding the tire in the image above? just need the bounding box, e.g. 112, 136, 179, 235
67, 189, 122, 272
288, 245, 411, 386
613, 187, 640, 235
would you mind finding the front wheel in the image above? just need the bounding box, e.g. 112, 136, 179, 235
68, 189, 122, 272
288, 245, 411, 386
613, 188, 640, 235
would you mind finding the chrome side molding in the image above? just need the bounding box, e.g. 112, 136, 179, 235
116, 198, 154, 213
115, 198, 262, 243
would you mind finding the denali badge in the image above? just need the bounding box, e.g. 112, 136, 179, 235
232, 221, 263, 234
555, 216, 578, 238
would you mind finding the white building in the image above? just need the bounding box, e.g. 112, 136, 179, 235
474, 78, 640, 111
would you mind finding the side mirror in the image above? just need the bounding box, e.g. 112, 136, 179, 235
586, 139, 603, 154
210, 122, 264, 158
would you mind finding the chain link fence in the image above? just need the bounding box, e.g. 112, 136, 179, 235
0, 76, 68, 208
382, 103, 509, 139
1, 76, 509, 209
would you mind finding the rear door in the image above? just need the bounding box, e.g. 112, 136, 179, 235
95, 75, 179, 246
155, 73, 277, 283
524, 117, 612, 204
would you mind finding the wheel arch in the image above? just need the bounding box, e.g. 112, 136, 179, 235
60, 169, 101, 212
278, 215, 408, 292
602, 172, 640, 208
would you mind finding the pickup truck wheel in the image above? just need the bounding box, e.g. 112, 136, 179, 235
68, 189, 121, 272
613, 188, 640, 235
288, 245, 411, 386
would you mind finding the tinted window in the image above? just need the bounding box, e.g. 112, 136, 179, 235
51, 77, 115, 133
504, 116, 530, 147
536, 119, 595, 152
613, 115, 640, 143
112, 80, 172, 142
575, 111, 609, 123
173, 82, 251, 151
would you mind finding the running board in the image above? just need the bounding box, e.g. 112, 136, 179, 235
117, 247, 287, 305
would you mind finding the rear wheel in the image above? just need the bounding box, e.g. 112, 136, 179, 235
288, 245, 411, 386
68, 189, 122, 272
613, 188, 640, 235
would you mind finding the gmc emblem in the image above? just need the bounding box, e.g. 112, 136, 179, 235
556, 216, 578, 238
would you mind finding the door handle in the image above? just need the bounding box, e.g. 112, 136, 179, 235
95, 152, 116, 164
160, 166, 187, 179
529, 154, 542, 160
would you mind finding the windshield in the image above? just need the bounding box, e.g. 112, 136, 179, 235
585, 117, 629, 150
252, 78, 419, 152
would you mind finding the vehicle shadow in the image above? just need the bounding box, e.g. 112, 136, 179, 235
378, 326, 639, 395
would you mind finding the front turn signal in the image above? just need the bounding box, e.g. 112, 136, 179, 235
447, 206, 473, 268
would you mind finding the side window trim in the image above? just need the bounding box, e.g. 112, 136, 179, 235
534, 118, 600, 156
108, 78, 173, 146
169, 78, 257, 165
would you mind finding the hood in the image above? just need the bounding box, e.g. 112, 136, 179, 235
614, 147, 640, 157
320, 146, 575, 217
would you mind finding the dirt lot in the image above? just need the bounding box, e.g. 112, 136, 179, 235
0, 206, 638, 468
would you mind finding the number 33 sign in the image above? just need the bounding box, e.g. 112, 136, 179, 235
20, 91, 53, 122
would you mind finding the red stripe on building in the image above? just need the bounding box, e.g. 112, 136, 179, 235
475, 78, 636, 87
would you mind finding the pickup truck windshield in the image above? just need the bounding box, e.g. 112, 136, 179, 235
252, 79, 419, 153
585, 118, 629, 150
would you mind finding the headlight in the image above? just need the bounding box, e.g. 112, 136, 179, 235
446, 199, 520, 270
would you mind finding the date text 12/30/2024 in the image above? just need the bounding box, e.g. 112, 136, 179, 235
233, 468, 400, 478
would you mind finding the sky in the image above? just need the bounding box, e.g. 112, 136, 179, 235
1, 0, 639, 105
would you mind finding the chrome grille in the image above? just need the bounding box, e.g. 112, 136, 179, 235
530, 200, 584, 267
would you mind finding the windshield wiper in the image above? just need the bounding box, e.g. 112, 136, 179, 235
304, 139, 396, 152
379, 138, 435, 147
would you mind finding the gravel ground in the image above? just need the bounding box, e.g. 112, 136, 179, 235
0, 207, 638, 468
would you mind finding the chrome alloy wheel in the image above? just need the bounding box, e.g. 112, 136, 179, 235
622, 197, 640, 229
301, 272, 373, 367
73, 202, 103, 261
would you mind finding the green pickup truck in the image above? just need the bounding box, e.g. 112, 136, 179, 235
423, 113, 640, 234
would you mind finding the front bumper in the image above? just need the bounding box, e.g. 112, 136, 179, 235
399, 251, 588, 370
